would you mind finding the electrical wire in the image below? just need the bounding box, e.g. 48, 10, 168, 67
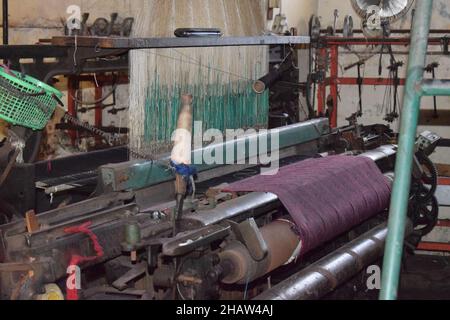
70, 77, 118, 106
147, 50, 253, 81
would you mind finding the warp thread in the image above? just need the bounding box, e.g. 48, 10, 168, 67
128, 0, 269, 157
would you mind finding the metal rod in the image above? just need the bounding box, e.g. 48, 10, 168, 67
331, 77, 406, 86
323, 37, 442, 46
51, 35, 310, 49
380, 0, 433, 301
420, 79, 450, 96
254, 221, 413, 301
321, 29, 450, 35
2, 0, 8, 45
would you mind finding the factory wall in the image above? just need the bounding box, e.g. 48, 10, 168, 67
0, 0, 137, 140
269, 0, 317, 33
1, 0, 318, 148
2, 1, 449, 162
317, 0, 450, 238
317, 0, 450, 166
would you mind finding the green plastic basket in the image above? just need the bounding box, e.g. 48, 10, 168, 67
0, 68, 63, 130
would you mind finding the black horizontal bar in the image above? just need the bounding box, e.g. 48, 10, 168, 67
52, 35, 311, 49
0, 45, 68, 59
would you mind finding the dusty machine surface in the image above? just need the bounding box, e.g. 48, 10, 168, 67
0, 0, 449, 304
0, 118, 441, 301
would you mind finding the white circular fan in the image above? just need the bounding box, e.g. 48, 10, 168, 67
351, 0, 415, 23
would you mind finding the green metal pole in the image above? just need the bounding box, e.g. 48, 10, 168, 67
420, 79, 450, 96
380, 0, 434, 301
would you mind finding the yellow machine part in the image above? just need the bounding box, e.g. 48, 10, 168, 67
34, 284, 65, 301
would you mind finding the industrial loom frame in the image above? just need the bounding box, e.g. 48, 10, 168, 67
381, 0, 450, 301
315, 36, 448, 128
1, 7, 447, 299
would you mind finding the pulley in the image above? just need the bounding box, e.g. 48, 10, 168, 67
350, 0, 415, 23
309, 15, 321, 42
350, 0, 414, 37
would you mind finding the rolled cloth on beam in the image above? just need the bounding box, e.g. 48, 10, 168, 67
225, 156, 392, 255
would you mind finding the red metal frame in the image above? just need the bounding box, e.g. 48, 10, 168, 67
317, 48, 327, 116
329, 45, 338, 127
66, 74, 128, 146
317, 37, 445, 128
417, 242, 450, 253
438, 177, 450, 186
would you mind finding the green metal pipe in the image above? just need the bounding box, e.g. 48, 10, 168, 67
420, 79, 450, 96
380, 0, 434, 301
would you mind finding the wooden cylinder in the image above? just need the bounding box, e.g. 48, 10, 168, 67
171, 94, 194, 165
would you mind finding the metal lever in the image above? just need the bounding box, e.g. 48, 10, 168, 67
229, 218, 269, 262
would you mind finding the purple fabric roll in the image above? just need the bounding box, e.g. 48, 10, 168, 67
225, 156, 392, 255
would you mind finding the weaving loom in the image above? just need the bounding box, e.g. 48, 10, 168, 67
0, 117, 441, 300
226, 155, 392, 255
129, 0, 269, 156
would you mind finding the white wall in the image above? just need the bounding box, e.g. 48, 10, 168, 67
2, 1, 136, 130
317, 0, 450, 165
272, 0, 318, 33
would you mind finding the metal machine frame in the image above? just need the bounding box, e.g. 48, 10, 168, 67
381, 0, 450, 300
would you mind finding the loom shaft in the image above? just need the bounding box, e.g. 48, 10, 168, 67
255, 220, 414, 300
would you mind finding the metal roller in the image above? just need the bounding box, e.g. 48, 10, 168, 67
219, 220, 301, 285
254, 220, 413, 300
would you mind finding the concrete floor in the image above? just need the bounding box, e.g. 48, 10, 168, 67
399, 254, 450, 300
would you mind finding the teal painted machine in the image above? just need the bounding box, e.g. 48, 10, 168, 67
100, 118, 330, 193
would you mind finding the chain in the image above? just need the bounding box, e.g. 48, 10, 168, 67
127, 148, 156, 162
63, 113, 157, 164
0, 72, 158, 164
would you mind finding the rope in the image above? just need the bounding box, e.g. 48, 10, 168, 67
64, 222, 104, 300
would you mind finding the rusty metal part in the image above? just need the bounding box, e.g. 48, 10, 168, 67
153, 264, 175, 288
254, 220, 413, 300
219, 241, 265, 285
112, 262, 147, 291
50, 35, 311, 50
229, 218, 268, 262
25, 210, 39, 234
219, 219, 300, 285
261, 220, 300, 273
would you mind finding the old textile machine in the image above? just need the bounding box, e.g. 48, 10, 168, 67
0, 112, 440, 300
